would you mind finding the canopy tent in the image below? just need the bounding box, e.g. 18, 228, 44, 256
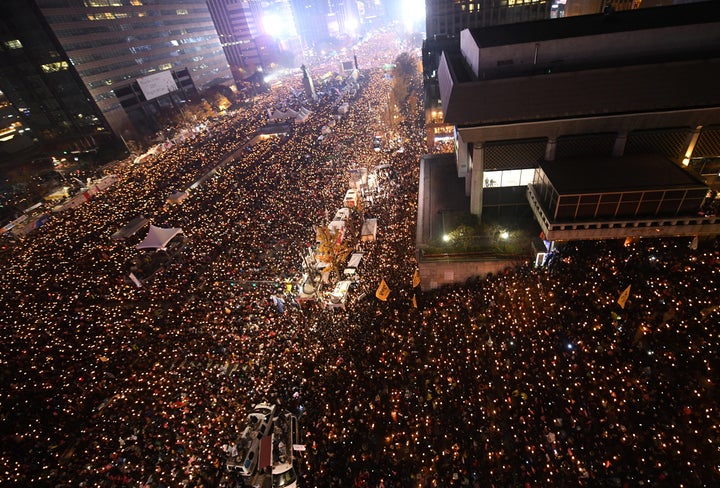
334, 208, 350, 221
347, 252, 363, 268
268, 106, 311, 123
348, 167, 367, 189
344, 252, 364, 276
167, 190, 188, 204
137, 225, 183, 250
361, 218, 377, 242
327, 280, 352, 309
296, 106, 311, 121
112, 215, 149, 241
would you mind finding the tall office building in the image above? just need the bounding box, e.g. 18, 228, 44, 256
328, 0, 362, 39
0, 1, 111, 153
423, 1, 554, 151
1, 0, 233, 145
290, 0, 331, 50
425, 0, 553, 40
0, 89, 35, 155
206, 0, 265, 83
423, 0, 710, 151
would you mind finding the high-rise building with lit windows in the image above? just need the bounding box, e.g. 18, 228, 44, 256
206, 0, 265, 83
425, 0, 553, 40
423, 1, 554, 151
0, 1, 111, 152
328, 0, 361, 39
0, 0, 233, 145
289, 0, 331, 50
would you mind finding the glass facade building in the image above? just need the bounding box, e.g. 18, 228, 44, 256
425, 0, 553, 40
422, 0, 553, 151
1, 0, 234, 143
206, 0, 265, 82
0, 1, 110, 150
289, 0, 330, 49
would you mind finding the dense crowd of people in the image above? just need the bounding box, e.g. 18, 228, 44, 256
1, 29, 719, 488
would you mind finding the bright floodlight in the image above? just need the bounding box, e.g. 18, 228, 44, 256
262, 13, 296, 38
402, 0, 426, 32
443, 234, 450, 242
344, 17, 359, 35
500, 231, 509, 240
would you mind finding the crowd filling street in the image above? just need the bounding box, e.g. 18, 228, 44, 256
1, 31, 719, 488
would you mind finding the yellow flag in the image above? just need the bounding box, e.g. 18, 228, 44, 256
411, 294, 417, 308
617, 285, 631, 309
412, 269, 421, 288
376, 279, 391, 301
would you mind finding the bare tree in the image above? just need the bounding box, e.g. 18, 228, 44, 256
315, 225, 354, 280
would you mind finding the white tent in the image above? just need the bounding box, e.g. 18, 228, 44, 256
112, 215, 149, 241
268, 108, 297, 121
327, 280, 352, 309
327, 220, 346, 245
296, 106, 311, 121
167, 190, 188, 204
136, 225, 183, 250
268, 107, 311, 123
361, 218, 377, 242
347, 252, 363, 268
334, 208, 350, 221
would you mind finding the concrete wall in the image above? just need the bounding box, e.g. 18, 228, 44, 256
419, 256, 526, 290
474, 24, 720, 77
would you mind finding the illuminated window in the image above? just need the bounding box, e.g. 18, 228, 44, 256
176, 9, 188, 15
41, 61, 69, 73
87, 12, 118, 20
158, 63, 173, 71
4, 39, 23, 50
508, 0, 542, 6
84, 0, 123, 6
483, 169, 535, 188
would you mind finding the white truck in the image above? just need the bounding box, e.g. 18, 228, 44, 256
226, 403, 300, 488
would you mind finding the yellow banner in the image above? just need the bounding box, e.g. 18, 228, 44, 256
412, 269, 421, 288
617, 285, 631, 309
376, 279, 391, 301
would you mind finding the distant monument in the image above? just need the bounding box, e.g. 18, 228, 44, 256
301, 64, 316, 101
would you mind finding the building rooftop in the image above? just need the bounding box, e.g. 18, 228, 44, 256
539, 154, 707, 195
465, 1, 720, 48
438, 1, 720, 126
440, 55, 720, 126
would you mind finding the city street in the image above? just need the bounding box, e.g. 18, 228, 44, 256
1, 30, 719, 488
